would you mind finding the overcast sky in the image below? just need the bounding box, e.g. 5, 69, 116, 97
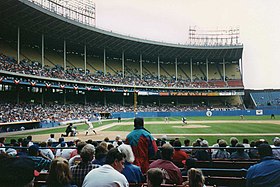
93, 0, 280, 90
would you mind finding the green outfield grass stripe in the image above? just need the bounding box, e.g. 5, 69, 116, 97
4, 117, 280, 145
105, 123, 280, 134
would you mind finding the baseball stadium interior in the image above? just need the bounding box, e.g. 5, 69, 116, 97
0, 1, 280, 187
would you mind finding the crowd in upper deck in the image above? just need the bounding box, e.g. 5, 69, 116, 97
0, 53, 242, 88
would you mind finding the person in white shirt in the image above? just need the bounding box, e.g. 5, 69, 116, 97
97, 115, 102, 125
211, 138, 221, 155
46, 134, 56, 143
242, 138, 250, 153
6, 139, 17, 156
164, 117, 169, 123
82, 148, 129, 187
69, 142, 87, 166
40, 141, 54, 160
85, 119, 97, 135
112, 135, 123, 148
27, 135, 34, 147
55, 142, 75, 160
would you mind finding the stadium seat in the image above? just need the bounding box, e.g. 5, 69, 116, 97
204, 176, 246, 187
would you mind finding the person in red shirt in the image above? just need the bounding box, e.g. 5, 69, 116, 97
149, 143, 183, 185
172, 140, 190, 167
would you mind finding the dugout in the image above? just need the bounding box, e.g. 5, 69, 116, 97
0, 121, 40, 133
99, 112, 112, 119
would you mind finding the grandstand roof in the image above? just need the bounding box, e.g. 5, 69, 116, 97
0, 0, 243, 62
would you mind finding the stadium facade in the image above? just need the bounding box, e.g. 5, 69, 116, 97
0, 0, 251, 121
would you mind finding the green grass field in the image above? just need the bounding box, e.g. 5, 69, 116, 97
104, 116, 280, 145
4, 116, 280, 145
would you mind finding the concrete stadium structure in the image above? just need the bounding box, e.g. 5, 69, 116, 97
0, 0, 249, 122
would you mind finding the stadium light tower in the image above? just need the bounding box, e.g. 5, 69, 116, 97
29, 0, 96, 26
187, 26, 241, 46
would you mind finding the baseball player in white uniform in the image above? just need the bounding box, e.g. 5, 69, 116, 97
85, 119, 97, 135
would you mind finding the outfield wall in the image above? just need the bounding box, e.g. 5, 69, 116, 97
111, 109, 280, 118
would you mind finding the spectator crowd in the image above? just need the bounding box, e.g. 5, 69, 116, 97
0, 53, 241, 89
0, 118, 280, 187
0, 103, 240, 125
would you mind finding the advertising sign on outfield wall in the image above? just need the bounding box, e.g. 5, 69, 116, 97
256, 110, 263, 115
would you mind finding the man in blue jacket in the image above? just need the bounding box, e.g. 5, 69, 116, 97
246, 143, 280, 187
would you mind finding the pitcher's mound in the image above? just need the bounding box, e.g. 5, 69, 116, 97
173, 125, 210, 128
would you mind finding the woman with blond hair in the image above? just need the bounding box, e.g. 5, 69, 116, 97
118, 144, 144, 183
187, 168, 206, 187
45, 157, 77, 187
